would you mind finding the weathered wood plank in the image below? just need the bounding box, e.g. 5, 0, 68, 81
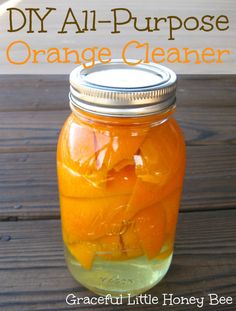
0, 110, 67, 153
0, 210, 235, 310
0, 145, 235, 220
177, 75, 236, 108
0, 104, 235, 155
0, 76, 69, 112
0, 76, 235, 112
0, 76, 235, 152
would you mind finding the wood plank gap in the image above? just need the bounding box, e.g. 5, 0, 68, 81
0, 206, 235, 223
0, 141, 235, 155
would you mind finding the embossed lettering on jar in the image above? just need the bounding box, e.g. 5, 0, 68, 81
57, 60, 186, 297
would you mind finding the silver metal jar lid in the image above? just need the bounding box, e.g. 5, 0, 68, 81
69, 60, 177, 117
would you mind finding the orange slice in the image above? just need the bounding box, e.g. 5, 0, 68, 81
97, 235, 123, 261
136, 119, 184, 185
63, 119, 97, 174
57, 161, 106, 198
134, 204, 166, 259
106, 165, 137, 195
156, 241, 173, 260
58, 163, 136, 198
67, 241, 97, 270
126, 179, 163, 219
126, 119, 185, 219
113, 159, 135, 171
126, 168, 184, 219
160, 188, 182, 239
95, 127, 146, 171
61, 194, 129, 243
58, 116, 108, 187
98, 232, 143, 261
122, 223, 143, 259
97, 225, 143, 261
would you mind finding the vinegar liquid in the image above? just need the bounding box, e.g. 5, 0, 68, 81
65, 244, 172, 297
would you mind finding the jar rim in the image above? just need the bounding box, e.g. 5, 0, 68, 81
69, 60, 177, 117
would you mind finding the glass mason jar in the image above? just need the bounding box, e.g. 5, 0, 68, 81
57, 61, 186, 297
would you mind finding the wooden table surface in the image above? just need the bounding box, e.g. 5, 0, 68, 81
0, 75, 235, 311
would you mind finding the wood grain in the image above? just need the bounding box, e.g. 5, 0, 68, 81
0, 76, 235, 112
0, 210, 235, 311
0, 145, 235, 220
0, 76, 235, 154
0, 76, 69, 112
0, 105, 235, 154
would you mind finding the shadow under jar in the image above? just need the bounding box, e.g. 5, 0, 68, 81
57, 61, 186, 297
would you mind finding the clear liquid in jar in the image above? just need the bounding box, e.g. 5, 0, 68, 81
65, 244, 173, 297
